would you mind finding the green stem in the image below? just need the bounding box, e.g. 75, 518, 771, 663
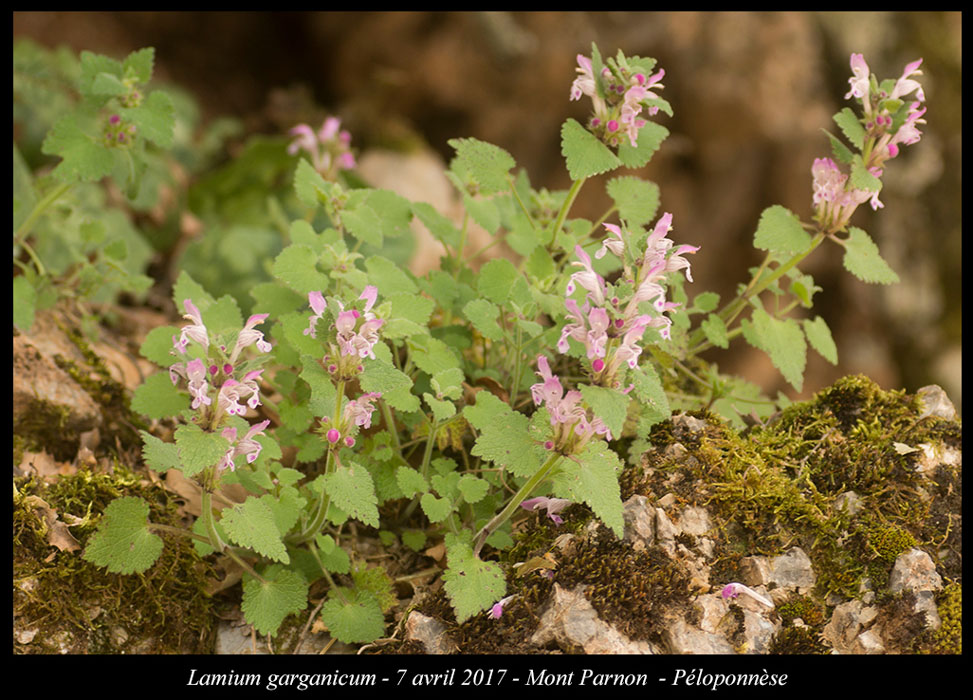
549, 177, 587, 249
200, 490, 226, 553
15, 182, 72, 242
473, 452, 562, 558
147, 522, 213, 546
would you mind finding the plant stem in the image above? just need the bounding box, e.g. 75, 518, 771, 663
549, 177, 586, 249
473, 451, 562, 558
15, 182, 72, 242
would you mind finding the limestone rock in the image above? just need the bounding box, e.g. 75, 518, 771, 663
404, 611, 459, 654
889, 549, 943, 594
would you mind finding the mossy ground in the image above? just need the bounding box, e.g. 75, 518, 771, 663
14, 466, 217, 653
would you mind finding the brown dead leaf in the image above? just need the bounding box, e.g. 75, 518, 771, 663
19, 450, 75, 479
24, 495, 81, 553
423, 542, 446, 562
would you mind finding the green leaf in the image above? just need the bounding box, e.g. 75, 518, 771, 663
201, 294, 243, 335
412, 201, 462, 250
364, 255, 417, 295
272, 243, 328, 295
463, 390, 510, 432
551, 441, 624, 537
448, 137, 516, 195
140, 430, 181, 472
470, 408, 546, 478
560, 118, 621, 180
606, 176, 660, 227
462, 298, 504, 341
401, 531, 427, 552
477, 257, 520, 305
41, 114, 114, 183
250, 282, 305, 318
241, 566, 308, 637
409, 336, 461, 375
314, 534, 351, 574
841, 227, 899, 284
323, 462, 380, 528
833, 108, 865, 151
83, 496, 163, 574
78, 51, 123, 97
172, 269, 216, 313
617, 122, 669, 169
420, 492, 453, 523
395, 466, 428, 498
13, 276, 36, 331
629, 362, 670, 427
343, 189, 413, 248
525, 245, 556, 281
741, 308, 807, 392
579, 384, 628, 440
463, 193, 500, 234
850, 155, 882, 192
701, 313, 729, 349
174, 424, 230, 478
753, 205, 811, 255
122, 47, 155, 84
458, 474, 489, 504
221, 497, 290, 563
442, 541, 506, 623
803, 316, 838, 365
320, 591, 386, 644
121, 90, 175, 149
822, 129, 854, 164
130, 372, 187, 420
293, 158, 332, 208
359, 358, 419, 413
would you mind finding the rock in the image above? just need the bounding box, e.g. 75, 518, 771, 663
916, 384, 958, 421
740, 547, 815, 593
740, 608, 779, 654
622, 495, 655, 551
822, 600, 864, 654
834, 491, 863, 516
856, 628, 886, 654
676, 506, 712, 536
529, 584, 659, 654
888, 549, 942, 595
664, 618, 737, 654
915, 442, 962, 475
404, 611, 459, 654
654, 507, 677, 556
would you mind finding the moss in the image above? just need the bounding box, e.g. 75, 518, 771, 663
776, 594, 826, 626
929, 581, 961, 654
768, 626, 829, 654
15, 397, 78, 462
13, 466, 216, 654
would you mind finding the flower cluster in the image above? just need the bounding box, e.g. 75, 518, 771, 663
303, 286, 385, 380
217, 420, 271, 474
570, 50, 666, 149
169, 299, 272, 425
558, 212, 698, 388
320, 391, 382, 449
287, 116, 357, 180
529, 355, 611, 453
813, 54, 927, 233
520, 496, 571, 526
102, 113, 137, 148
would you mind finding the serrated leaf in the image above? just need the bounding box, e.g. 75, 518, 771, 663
395, 466, 428, 498
83, 497, 163, 574
293, 157, 332, 208
121, 90, 175, 149
130, 372, 187, 420
221, 497, 290, 563
606, 176, 661, 227
579, 384, 628, 440
13, 276, 36, 331
561, 118, 621, 180
250, 282, 305, 318
323, 463, 379, 528
409, 336, 461, 375
463, 298, 504, 341
458, 474, 489, 504
441, 543, 506, 623
359, 358, 418, 413
692, 291, 720, 314
401, 530, 427, 552
617, 121, 669, 169
822, 129, 854, 164
241, 566, 308, 637
365, 255, 417, 295
477, 257, 520, 305
753, 205, 811, 255
352, 566, 397, 613
841, 227, 899, 284
420, 492, 453, 523
470, 409, 546, 478
551, 441, 624, 537
140, 430, 181, 472
850, 155, 882, 192
701, 313, 729, 349
630, 362, 670, 426
41, 114, 114, 183
122, 47, 155, 83
272, 243, 328, 295
463, 390, 511, 431
320, 591, 386, 644
174, 423, 230, 478
741, 308, 807, 392
802, 316, 838, 365
412, 201, 461, 250
448, 137, 516, 195
314, 534, 351, 574
833, 107, 865, 150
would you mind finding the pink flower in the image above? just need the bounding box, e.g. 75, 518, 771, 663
595, 223, 626, 260
343, 392, 382, 429
230, 314, 271, 363
489, 595, 517, 619
174, 299, 208, 354
889, 58, 925, 102
186, 358, 211, 410
530, 355, 564, 408
218, 419, 271, 473
569, 54, 597, 101
303, 291, 328, 338
566, 245, 606, 306
845, 53, 871, 101
520, 496, 572, 525
721, 582, 774, 609
217, 379, 249, 417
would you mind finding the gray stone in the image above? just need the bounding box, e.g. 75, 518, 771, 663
855, 629, 886, 654
654, 507, 677, 556
664, 618, 737, 654
916, 385, 957, 421
822, 600, 864, 653
404, 611, 459, 654
622, 495, 655, 551
771, 547, 816, 591
834, 491, 863, 516
676, 506, 712, 536
888, 549, 942, 594
530, 584, 658, 654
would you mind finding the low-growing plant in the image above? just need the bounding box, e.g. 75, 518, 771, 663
16, 41, 929, 644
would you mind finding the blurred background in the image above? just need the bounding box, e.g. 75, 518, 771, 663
13, 11, 961, 410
